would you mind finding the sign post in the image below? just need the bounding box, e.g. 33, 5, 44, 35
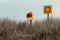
43, 5, 52, 40
30, 20, 32, 28
47, 14, 49, 24
43, 5, 52, 22
26, 12, 33, 28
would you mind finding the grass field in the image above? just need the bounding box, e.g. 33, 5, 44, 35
0, 18, 60, 40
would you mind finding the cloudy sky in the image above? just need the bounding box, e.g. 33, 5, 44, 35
0, 0, 60, 21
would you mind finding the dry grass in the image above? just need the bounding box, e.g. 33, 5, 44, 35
0, 18, 60, 40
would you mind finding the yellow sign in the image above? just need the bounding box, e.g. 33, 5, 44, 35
43, 5, 52, 14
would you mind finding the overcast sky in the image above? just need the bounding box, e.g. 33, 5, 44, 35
0, 0, 60, 21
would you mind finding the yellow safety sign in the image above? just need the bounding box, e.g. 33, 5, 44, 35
43, 5, 52, 14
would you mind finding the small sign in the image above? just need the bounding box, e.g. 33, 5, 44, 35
26, 12, 33, 21
43, 5, 52, 14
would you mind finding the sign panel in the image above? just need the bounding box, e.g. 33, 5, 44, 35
43, 5, 52, 14
26, 12, 33, 21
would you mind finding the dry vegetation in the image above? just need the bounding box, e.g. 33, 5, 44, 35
0, 18, 60, 40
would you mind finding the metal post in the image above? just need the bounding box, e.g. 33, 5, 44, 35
47, 14, 49, 23
30, 20, 32, 28
47, 14, 49, 31
47, 14, 51, 40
